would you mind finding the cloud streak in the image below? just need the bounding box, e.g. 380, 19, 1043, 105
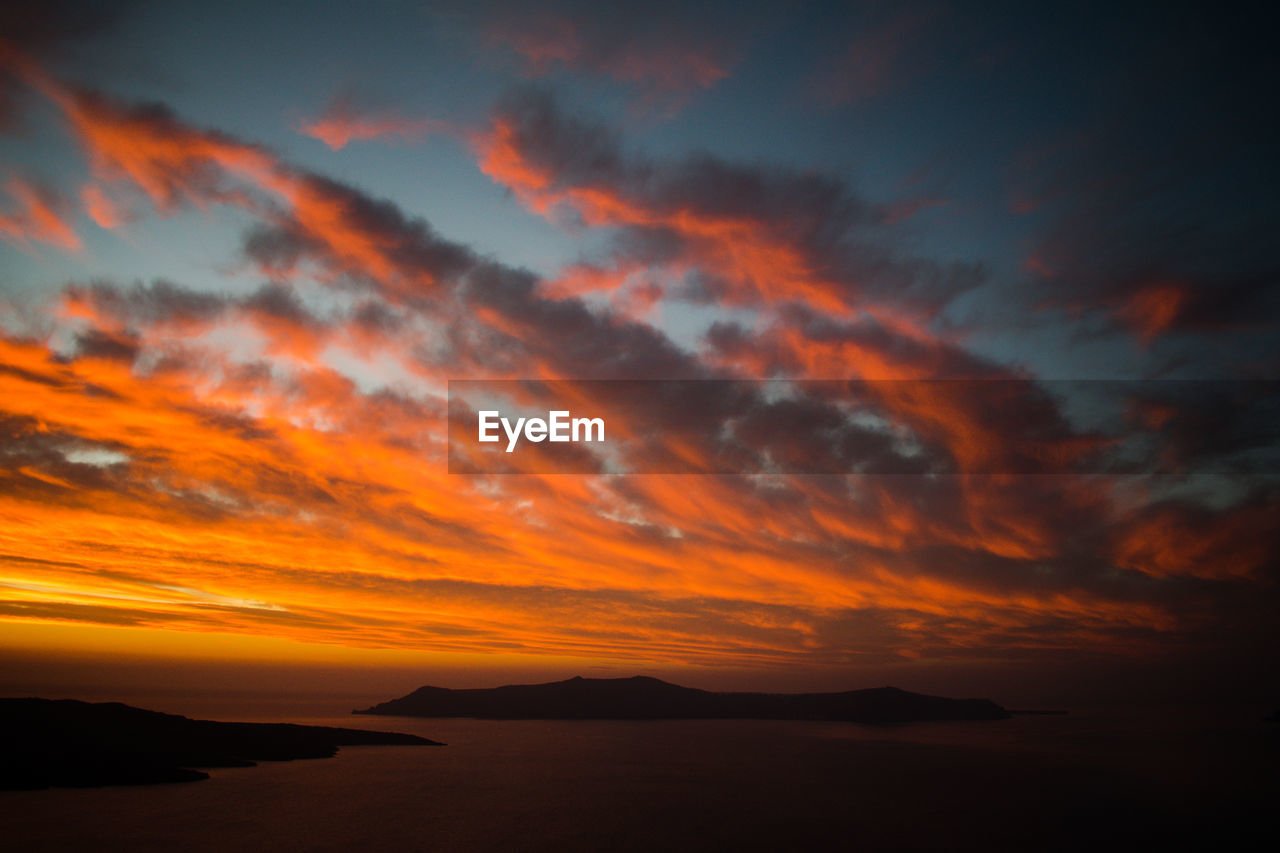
0, 177, 80, 250
299, 95, 452, 150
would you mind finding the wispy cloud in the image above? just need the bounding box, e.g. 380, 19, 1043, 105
0, 177, 80, 250
299, 94, 452, 150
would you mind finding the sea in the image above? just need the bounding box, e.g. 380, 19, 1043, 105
1, 696, 1276, 851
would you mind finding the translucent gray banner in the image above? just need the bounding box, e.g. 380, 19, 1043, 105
447, 379, 1280, 475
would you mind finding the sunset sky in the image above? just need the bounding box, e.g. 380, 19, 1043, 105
1, 1, 1276, 707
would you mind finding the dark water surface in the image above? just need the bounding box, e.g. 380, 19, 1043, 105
2, 707, 1275, 851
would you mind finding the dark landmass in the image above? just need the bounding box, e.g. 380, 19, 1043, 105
356, 675, 1011, 723
0, 697, 442, 790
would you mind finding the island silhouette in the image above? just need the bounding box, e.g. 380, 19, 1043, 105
1, 697, 441, 790
356, 675, 1011, 722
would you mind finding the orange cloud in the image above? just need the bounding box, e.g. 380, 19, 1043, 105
80, 182, 128, 229
0, 177, 80, 250
299, 96, 451, 150
1111, 499, 1278, 580
472, 93, 980, 333
15, 66, 452, 301
1116, 281, 1190, 344
476, 117, 853, 316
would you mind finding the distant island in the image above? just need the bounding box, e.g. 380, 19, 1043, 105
1, 697, 442, 790
356, 675, 1011, 723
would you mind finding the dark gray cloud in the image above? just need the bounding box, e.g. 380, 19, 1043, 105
71, 327, 139, 362
67, 278, 227, 327
489, 88, 985, 316
242, 172, 475, 305
0, 0, 127, 128
1010, 4, 1279, 343
470, 0, 770, 104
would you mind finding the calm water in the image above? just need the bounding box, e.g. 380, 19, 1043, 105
2, 707, 1276, 851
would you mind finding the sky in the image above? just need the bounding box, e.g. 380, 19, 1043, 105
0, 0, 1276, 709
